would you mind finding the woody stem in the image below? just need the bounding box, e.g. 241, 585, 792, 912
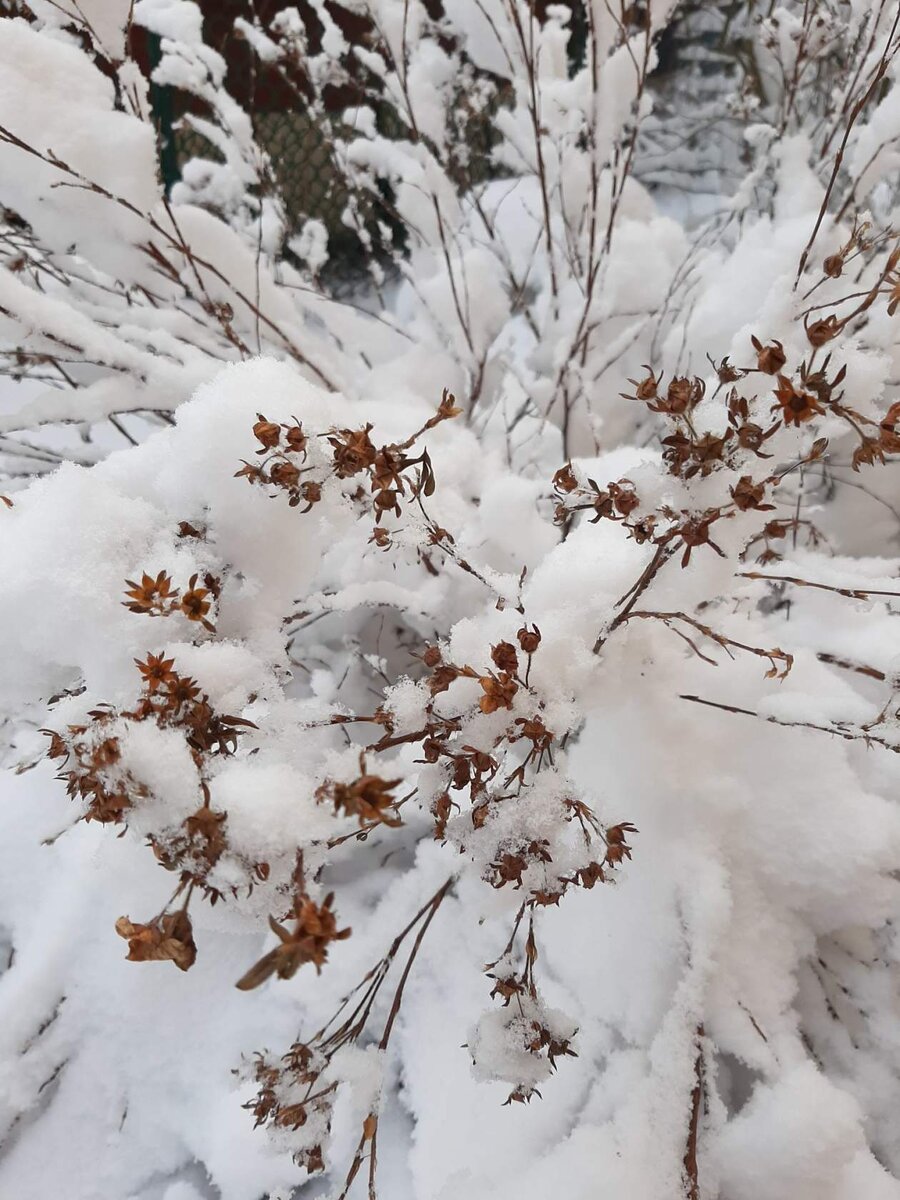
593, 541, 677, 654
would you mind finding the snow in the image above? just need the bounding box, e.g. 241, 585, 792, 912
2, 3, 900, 1198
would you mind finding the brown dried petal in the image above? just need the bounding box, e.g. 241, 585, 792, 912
115, 910, 197, 972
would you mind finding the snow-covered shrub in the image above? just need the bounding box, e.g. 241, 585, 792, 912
2, 3, 900, 1200
0, 0, 702, 473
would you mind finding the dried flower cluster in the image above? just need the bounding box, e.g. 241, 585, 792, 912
45, 654, 257, 956
236, 390, 459, 538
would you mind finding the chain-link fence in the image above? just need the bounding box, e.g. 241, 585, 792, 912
143, 2, 504, 276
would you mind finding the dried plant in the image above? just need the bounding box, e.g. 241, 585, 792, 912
1, 3, 900, 1199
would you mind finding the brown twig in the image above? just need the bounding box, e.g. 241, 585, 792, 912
741, 571, 900, 600
680, 694, 900, 754
683, 1026, 703, 1200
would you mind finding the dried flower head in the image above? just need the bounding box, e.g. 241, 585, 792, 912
772, 375, 824, 426
751, 336, 787, 375
115, 910, 197, 972
236, 894, 351, 990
